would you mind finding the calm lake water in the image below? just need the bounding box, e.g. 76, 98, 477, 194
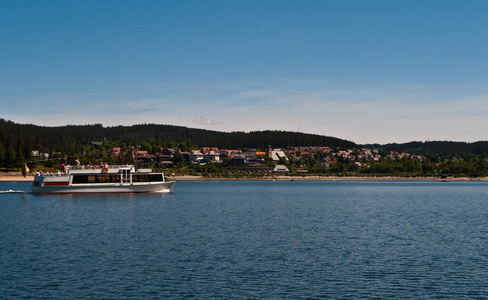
1, 180, 488, 299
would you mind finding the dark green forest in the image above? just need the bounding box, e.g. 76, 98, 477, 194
0, 119, 356, 151
381, 141, 488, 158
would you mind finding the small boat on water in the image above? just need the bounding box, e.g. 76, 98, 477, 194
31, 165, 175, 194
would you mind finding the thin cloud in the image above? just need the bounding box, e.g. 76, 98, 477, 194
193, 117, 216, 125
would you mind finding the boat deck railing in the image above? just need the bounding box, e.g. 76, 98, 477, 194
66, 165, 135, 174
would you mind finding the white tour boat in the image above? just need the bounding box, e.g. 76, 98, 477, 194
31, 165, 175, 194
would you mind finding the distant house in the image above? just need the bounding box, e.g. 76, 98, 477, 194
201, 147, 219, 154
273, 165, 290, 172
268, 148, 289, 162
110, 147, 121, 156
159, 148, 175, 161
205, 150, 221, 163
230, 152, 247, 164
91, 141, 103, 148
189, 150, 204, 164
242, 152, 259, 163
135, 153, 156, 164
31, 150, 49, 159
220, 149, 242, 158
229, 152, 258, 164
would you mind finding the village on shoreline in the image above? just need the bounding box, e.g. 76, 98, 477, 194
2, 142, 488, 181
2, 172, 487, 182
2, 120, 488, 180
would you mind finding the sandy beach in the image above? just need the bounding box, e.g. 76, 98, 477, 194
2, 172, 486, 182
0, 174, 35, 181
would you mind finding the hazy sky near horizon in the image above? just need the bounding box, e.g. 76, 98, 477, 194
1, 0, 488, 144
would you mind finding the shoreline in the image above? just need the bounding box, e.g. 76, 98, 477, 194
1, 173, 487, 182
170, 175, 486, 182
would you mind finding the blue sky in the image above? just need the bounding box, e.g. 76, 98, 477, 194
1, 0, 488, 144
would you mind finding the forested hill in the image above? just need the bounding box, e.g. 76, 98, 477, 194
3, 119, 488, 158
381, 141, 488, 158
0, 119, 356, 153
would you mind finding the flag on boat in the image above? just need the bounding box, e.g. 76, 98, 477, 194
22, 163, 29, 178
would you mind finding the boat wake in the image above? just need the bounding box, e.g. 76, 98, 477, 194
0, 190, 29, 194
153, 188, 174, 193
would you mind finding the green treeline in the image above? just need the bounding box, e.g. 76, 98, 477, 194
380, 141, 488, 159
304, 157, 488, 178
0, 118, 355, 156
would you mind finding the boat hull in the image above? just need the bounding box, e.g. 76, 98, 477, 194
32, 181, 175, 194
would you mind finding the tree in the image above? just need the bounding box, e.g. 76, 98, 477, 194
34, 134, 43, 153
142, 142, 153, 153
349, 163, 359, 173
0, 141, 5, 168
173, 151, 186, 168
5, 144, 15, 169
121, 150, 134, 164
15, 132, 25, 168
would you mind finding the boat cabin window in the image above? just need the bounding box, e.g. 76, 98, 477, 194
132, 174, 164, 182
71, 174, 163, 184
72, 175, 120, 184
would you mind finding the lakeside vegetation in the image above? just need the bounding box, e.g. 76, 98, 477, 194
1, 119, 488, 178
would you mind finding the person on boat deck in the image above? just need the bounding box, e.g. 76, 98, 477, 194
75, 159, 80, 166
56, 170, 61, 176
35, 171, 40, 176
